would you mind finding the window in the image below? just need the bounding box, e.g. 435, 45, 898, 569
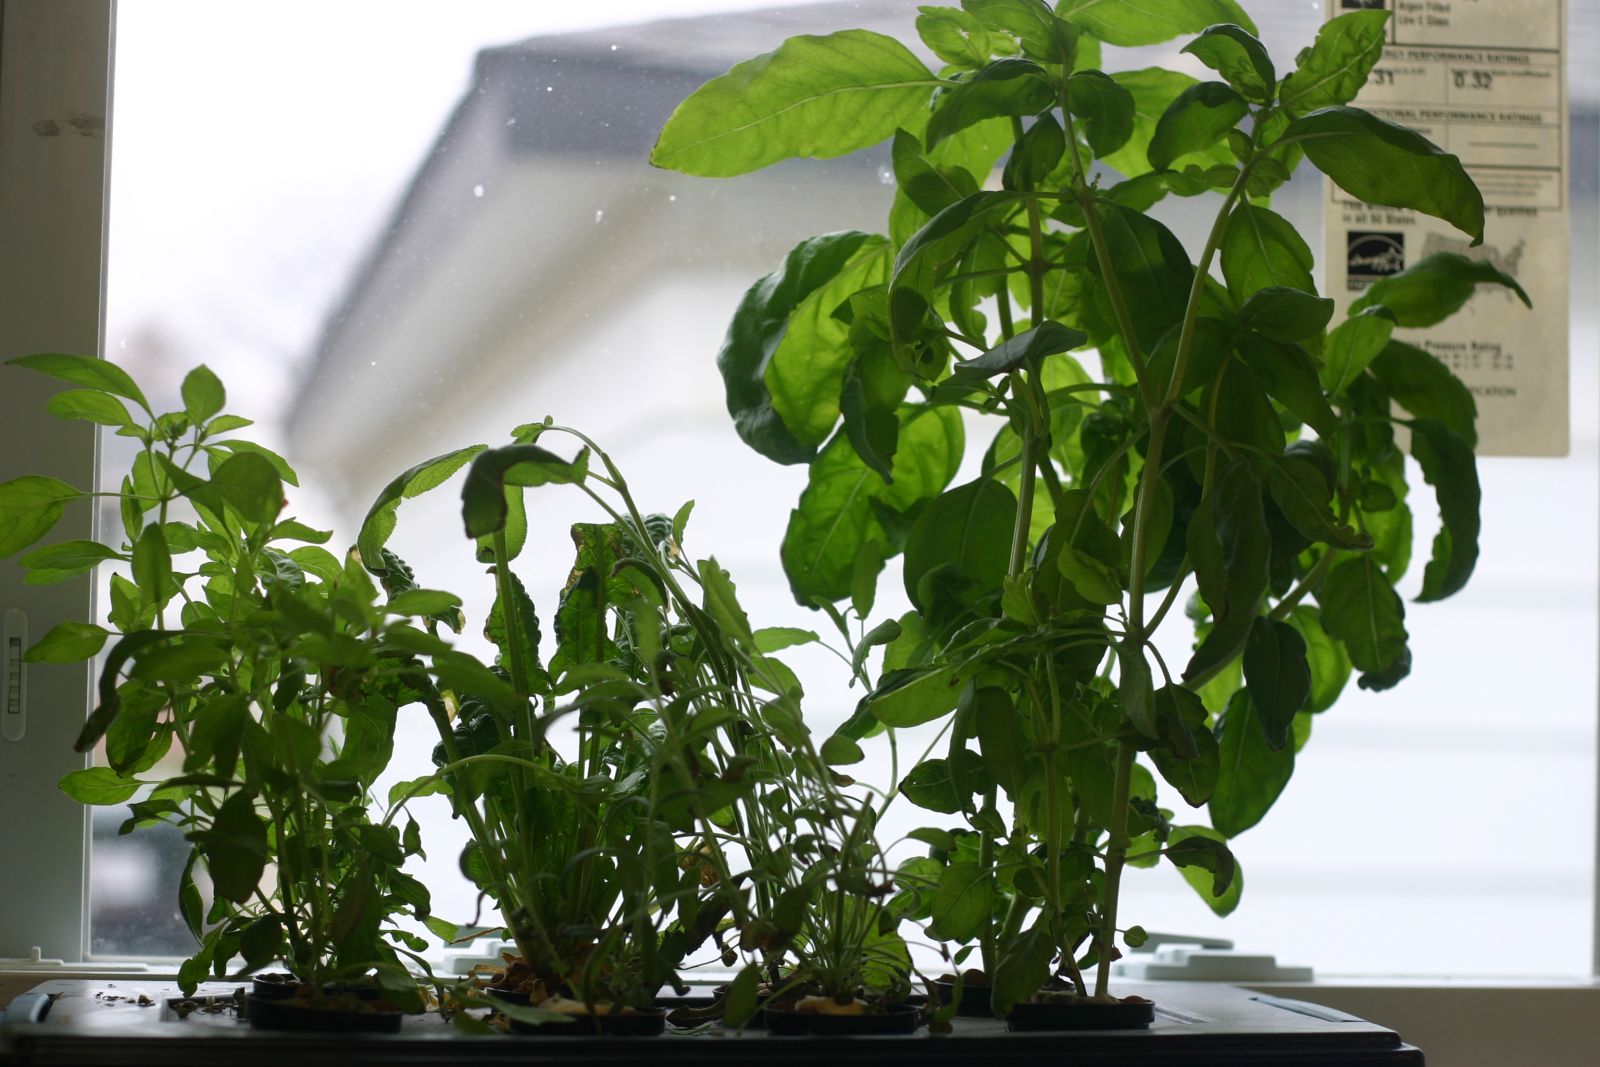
4, 0, 1597, 986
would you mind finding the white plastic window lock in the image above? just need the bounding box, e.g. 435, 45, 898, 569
3, 608, 25, 742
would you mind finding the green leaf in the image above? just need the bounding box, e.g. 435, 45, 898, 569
991, 923, 1054, 1015
180, 365, 225, 424
1208, 690, 1293, 838
1408, 418, 1481, 602
356, 445, 485, 572
1235, 287, 1334, 343
651, 30, 938, 176
46, 388, 134, 429
1266, 451, 1369, 550
723, 964, 763, 1028
190, 791, 268, 905
821, 733, 866, 766
954, 321, 1085, 378
9, 354, 150, 412
387, 589, 463, 617
892, 128, 980, 216
1285, 607, 1351, 713
1369, 339, 1478, 447
699, 558, 755, 648
916, 6, 994, 70
1168, 825, 1242, 915
1241, 617, 1309, 750
1321, 308, 1395, 395
930, 861, 994, 943
20, 539, 120, 585
131, 525, 172, 611
720, 232, 887, 465
1210, 358, 1284, 459
1066, 70, 1135, 158
965, 0, 1078, 63
971, 686, 1026, 796
783, 405, 963, 606
1099, 68, 1237, 179
1279, 9, 1391, 117
928, 59, 1054, 149
1182, 24, 1274, 102
1147, 81, 1247, 172
1148, 693, 1219, 807
59, 766, 141, 805
871, 665, 969, 728
1353, 252, 1530, 330
754, 627, 819, 653
1279, 106, 1484, 245
208, 453, 283, 526
1056, 0, 1257, 47
1236, 336, 1338, 441
1087, 200, 1194, 353
1318, 555, 1410, 687
1164, 832, 1237, 896
461, 443, 580, 539
25, 620, 110, 663
903, 478, 1016, 617
1220, 203, 1315, 301
899, 757, 964, 813
1184, 462, 1269, 681
0, 476, 81, 557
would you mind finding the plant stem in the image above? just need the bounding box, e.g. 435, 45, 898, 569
1092, 740, 1136, 1000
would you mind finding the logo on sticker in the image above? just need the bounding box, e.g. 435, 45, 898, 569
1346, 231, 1405, 290
1340, 0, 1387, 9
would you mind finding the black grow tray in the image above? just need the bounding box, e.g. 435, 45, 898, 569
0, 979, 1422, 1066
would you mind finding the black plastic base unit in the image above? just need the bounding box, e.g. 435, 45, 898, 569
1007, 996, 1154, 1031
244, 993, 402, 1034
763, 1002, 919, 1035
931, 978, 993, 1018
507, 1006, 666, 1036
0, 979, 1425, 1066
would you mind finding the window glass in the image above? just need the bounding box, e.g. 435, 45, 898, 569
97, 0, 1597, 976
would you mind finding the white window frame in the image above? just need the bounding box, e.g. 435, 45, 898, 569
0, 1, 1596, 1061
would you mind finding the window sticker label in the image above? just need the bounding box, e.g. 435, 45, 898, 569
1321, 0, 1570, 456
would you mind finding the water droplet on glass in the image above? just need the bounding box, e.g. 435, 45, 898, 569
878, 166, 894, 185
668, 194, 677, 202
506, 117, 517, 127
545, 86, 553, 92
473, 184, 484, 197
594, 209, 604, 223
610, 44, 619, 51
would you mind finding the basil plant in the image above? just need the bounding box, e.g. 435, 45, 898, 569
653, 0, 1525, 1011
2, 355, 430, 1005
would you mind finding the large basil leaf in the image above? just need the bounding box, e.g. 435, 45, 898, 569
1099, 69, 1237, 179
719, 232, 888, 464
1279, 106, 1484, 244
1147, 81, 1247, 172
1067, 70, 1135, 158
928, 58, 1054, 148
1278, 9, 1391, 117
1241, 617, 1309, 750
1087, 200, 1194, 353
1182, 24, 1274, 103
1408, 418, 1481, 602
1184, 462, 1269, 681
1237, 335, 1337, 440
1208, 689, 1293, 838
782, 406, 963, 605
651, 30, 939, 176
903, 478, 1017, 616
1321, 308, 1395, 395
1285, 606, 1351, 713
0, 476, 81, 557
892, 128, 980, 216
1055, 0, 1257, 47
1350, 252, 1530, 329
1318, 555, 1411, 688
1220, 203, 1315, 300
1167, 825, 1243, 916
1369, 339, 1477, 446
